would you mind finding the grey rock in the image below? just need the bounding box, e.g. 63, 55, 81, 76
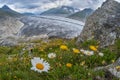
94, 57, 120, 78
77, 0, 120, 47
0, 16, 24, 46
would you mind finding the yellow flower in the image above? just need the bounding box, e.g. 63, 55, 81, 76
13, 58, 17, 61
60, 45, 68, 50
0, 63, 2, 66
111, 60, 115, 63
56, 63, 62, 67
116, 66, 120, 71
73, 48, 80, 54
39, 47, 44, 52
80, 61, 85, 66
102, 60, 106, 65
89, 45, 97, 51
66, 63, 72, 68
14, 76, 17, 79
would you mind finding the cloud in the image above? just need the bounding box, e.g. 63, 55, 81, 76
0, 0, 106, 13
70, 0, 106, 10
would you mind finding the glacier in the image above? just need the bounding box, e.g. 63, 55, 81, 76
18, 15, 84, 39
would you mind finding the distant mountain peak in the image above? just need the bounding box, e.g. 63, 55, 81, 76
68, 8, 94, 22
83, 8, 93, 11
0, 5, 22, 17
40, 5, 79, 17
2, 5, 11, 10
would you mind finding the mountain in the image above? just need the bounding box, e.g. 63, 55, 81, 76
23, 12, 35, 16
0, 5, 21, 17
0, 5, 84, 46
0, 5, 23, 45
40, 6, 79, 17
2, 5, 12, 11
0, 14, 84, 45
77, 0, 120, 47
68, 8, 94, 22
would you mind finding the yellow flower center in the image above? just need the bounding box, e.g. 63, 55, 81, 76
66, 63, 72, 68
36, 63, 44, 70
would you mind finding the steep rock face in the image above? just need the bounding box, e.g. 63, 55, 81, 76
0, 16, 24, 46
68, 8, 94, 22
77, 0, 120, 47
0, 17, 23, 37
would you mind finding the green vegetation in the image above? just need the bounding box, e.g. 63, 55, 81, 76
0, 38, 119, 80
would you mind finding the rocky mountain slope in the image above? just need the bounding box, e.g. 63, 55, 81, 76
77, 0, 120, 78
0, 5, 21, 17
68, 8, 94, 22
0, 5, 84, 45
0, 5, 23, 45
40, 6, 79, 17
77, 0, 120, 47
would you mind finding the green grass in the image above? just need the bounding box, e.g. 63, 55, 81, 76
0, 38, 119, 80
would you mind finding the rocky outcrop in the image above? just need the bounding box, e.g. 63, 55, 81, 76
77, 0, 120, 47
76, 0, 120, 78
0, 16, 24, 46
94, 57, 120, 79
0, 17, 23, 37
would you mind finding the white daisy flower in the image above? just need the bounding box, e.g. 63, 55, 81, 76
80, 49, 94, 56
48, 53, 56, 59
31, 57, 50, 73
98, 52, 104, 57
80, 49, 85, 53
84, 50, 94, 56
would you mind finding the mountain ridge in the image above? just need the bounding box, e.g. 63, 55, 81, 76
40, 6, 79, 17
68, 8, 94, 22
0, 5, 22, 17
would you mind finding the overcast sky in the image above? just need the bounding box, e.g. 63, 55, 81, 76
0, 0, 106, 13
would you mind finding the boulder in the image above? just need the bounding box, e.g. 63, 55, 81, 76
94, 57, 120, 79
77, 0, 120, 47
